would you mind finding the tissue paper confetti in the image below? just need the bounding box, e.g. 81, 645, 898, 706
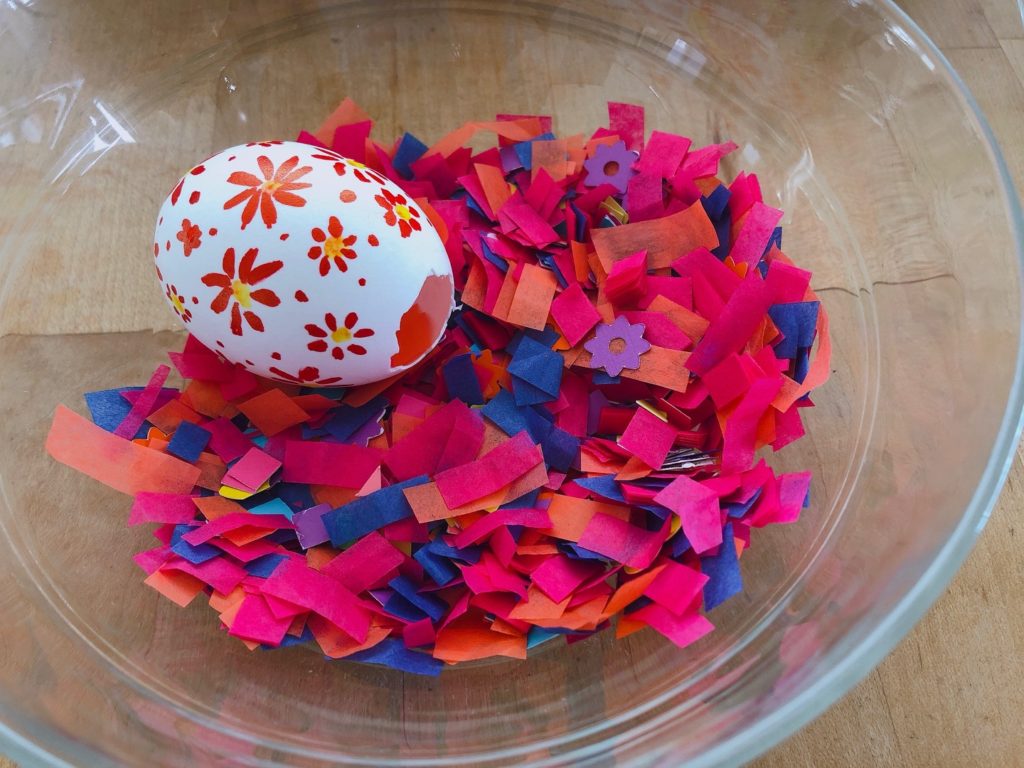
46, 99, 829, 674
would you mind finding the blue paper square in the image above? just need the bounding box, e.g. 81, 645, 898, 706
768, 301, 819, 359
171, 538, 220, 564
413, 545, 460, 586
701, 522, 743, 611
392, 132, 429, 179
573, 475, 625, 502
511, 377, 556, 406
669, 531, 691, 558
389, 575, 448, 621
346, 638, 444, 676
702, 184, 731, 219
323, 476, 428, 546
383, 592, 428, 622
481, 388, 529, 436
245, 553, 287, 578
322, 396, 387, 442
725, 488, 761, 519
443, 353, 485, 405
539, 425, 580, 473
166, 420, 211, 463
84, 388, 156, 439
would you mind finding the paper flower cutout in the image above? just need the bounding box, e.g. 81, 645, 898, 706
584, 316, 651, 377
583, 140, 638, 193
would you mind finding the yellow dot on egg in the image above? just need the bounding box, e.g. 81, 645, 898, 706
330, 326, 352, 343
324, 237, 345, 260
231, 280, 252, 308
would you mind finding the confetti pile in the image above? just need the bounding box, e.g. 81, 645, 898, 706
45, 100, 830, 675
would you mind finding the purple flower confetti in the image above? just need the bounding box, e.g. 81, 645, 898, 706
582, 140, 638, 193
584, 316, 651, 377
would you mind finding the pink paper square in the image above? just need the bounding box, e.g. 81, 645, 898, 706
731, 201, 783, 267
228, 595, 293, 646
128, 492, 197, 526
222, 447, 281, 492
654, 474, 723, 554
635, 130, 691, 178
550, 282, 602, 346
531, 556, 596, 603
618, 408, 676, 470
644, 560, 709, 615
632, 603, 714, 649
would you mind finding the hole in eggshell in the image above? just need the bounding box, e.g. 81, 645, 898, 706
390, 274, 453, 368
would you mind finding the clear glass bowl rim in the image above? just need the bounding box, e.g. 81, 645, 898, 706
0, 1, 1022, 766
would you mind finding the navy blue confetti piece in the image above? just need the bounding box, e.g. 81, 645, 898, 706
442, 353, 485, 405
323, 476, 428, 546
166, 420, 211, 463
392, 132, 429, 179
245, 553, 287, 578
389, 574, 448, 621
346, 638, 445, 676
481, 388, 530, 437
171, 538, 221, 565
768, 301, 819, 359
701, 522, 743, 611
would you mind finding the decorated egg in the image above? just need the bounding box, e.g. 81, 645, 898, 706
152, 140, 454, 386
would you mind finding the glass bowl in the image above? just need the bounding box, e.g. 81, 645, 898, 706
0, 1, 1021, 765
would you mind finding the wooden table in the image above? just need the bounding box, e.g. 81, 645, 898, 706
0, 1, 1021, 765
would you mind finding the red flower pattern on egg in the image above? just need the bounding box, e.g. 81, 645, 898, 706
375, 188, 422, 238
223, 154, 312, 229
308, 216, 358, 276
176, 218, 202, 256
165, 283, 192, 323
305, 311, 374, 360
201, 247, 282, 336
268, 365, 343, 386
309, 154, 385, 186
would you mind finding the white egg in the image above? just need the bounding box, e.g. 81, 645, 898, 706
153, 140, 454, 386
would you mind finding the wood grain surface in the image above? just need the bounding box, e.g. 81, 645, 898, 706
0, 1, 1021, 766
